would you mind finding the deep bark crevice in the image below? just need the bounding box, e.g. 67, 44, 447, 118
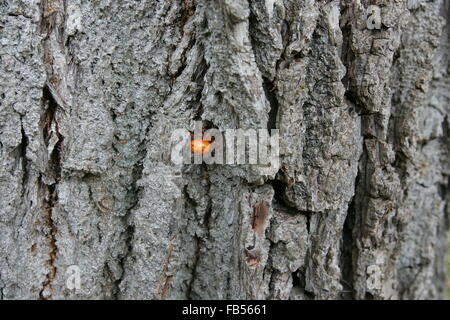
111, 109, 149, 299
263, 76, 279, 131
42, 85, 64, 179
185, 165, 214, 299
38, 179, 58, 300
36, 5, 66, 300
113, 224, 134, 299
192, 54, 208, 121
340, 186, 358, 299
38, 84, 64, 300
186, 235, 201, 300
180, 0, 196, 34
18, 117, 29, 198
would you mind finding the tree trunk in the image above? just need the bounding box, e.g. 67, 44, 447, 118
1, 0, 449, 300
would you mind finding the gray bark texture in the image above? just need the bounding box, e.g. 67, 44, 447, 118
0, 0, 449, 300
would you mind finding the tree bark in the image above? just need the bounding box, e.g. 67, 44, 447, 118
0, 0, 449, 300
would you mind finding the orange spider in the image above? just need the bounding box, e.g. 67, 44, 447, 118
190, 131, 212, 155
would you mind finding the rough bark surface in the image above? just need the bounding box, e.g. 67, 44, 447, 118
0, 0, 449, 300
